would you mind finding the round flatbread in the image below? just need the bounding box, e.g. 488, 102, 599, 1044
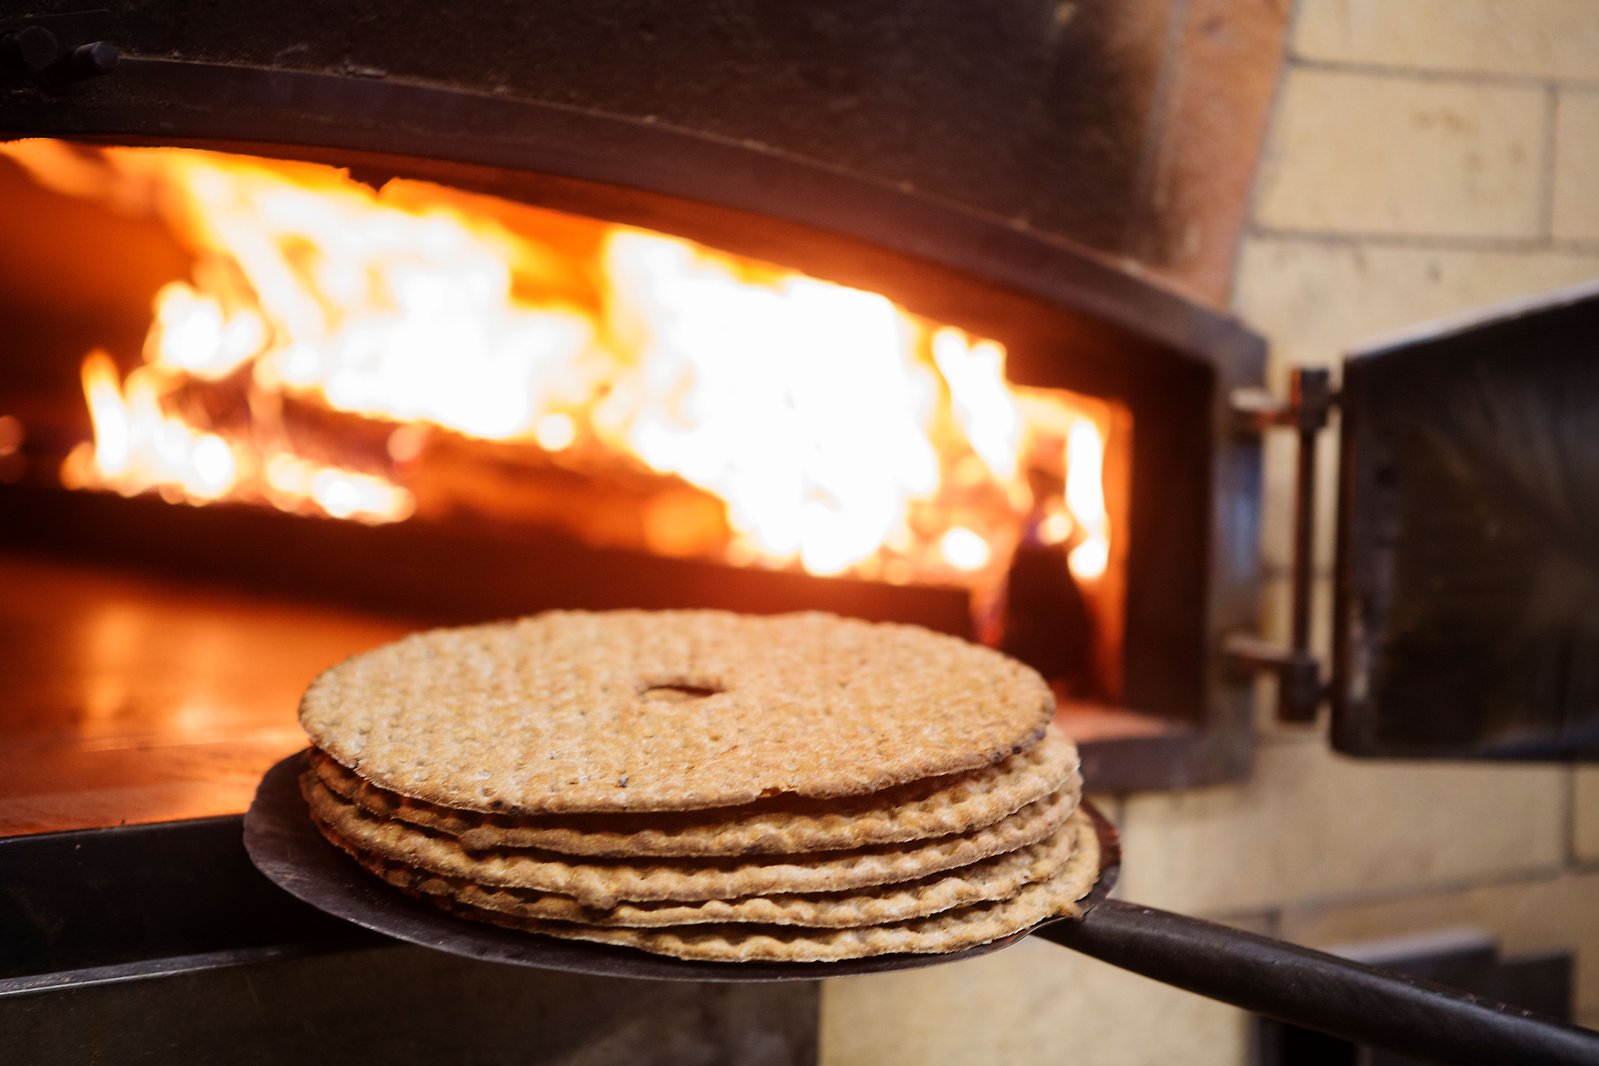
330, 812, 1089, 929
308, 726, 1079, 857
431, 812, 1101, 962
298, 610, 1054, 815
302, 771, 1078, 910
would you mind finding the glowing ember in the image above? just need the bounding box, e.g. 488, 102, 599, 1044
6, 140, 1118, 589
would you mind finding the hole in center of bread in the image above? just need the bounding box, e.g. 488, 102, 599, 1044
641, 683, 724, 702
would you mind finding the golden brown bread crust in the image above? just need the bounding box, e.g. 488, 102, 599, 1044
298, 610, 1055, 815
332, 815, 1088, 929
302, 769, 1078, 910
426, 811, 1101, 962
307, 727, 1079, 857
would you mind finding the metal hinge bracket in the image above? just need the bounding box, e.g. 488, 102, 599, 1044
1224, 367, 1339, 723
0, 10, 117, 86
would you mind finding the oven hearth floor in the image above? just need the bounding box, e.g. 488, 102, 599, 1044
0, 550, 414, 837
1, 543, 1203, 840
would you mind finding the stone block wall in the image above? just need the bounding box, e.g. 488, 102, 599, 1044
820, 3, 1599, 1061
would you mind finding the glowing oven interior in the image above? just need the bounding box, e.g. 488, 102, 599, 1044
0, 140, 1132, 706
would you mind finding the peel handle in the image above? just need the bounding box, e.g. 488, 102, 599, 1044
1038, 898, 1599, 1066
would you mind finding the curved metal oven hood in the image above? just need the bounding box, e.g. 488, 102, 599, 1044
2, 2, 1200, 269
0, 57, 1254, 369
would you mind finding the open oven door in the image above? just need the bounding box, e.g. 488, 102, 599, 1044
1331, 280, 1599, 760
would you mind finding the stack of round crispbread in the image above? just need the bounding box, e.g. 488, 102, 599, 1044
297, 610, 1098, 963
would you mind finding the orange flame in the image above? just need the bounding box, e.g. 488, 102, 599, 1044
60, 349, 414, 523
67, 349, 241, 504
8, 140, 1115, 587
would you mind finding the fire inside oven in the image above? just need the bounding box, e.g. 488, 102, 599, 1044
0, 139, 1132, 706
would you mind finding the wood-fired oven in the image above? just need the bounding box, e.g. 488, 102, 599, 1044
4, 4, 1591, 1063
0, 6, 1269, 1055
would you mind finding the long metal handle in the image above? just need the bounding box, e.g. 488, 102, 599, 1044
1037, 899, 1599, 1065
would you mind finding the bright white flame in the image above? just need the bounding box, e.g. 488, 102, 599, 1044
73, 351, 242, 504
67, 349, 412, 522
535, 413, 576, 452
595, 232, 944, 575
43, 146, 602, 443
82, 351, 131, 478
263, 454, 415, 523
932, 328, 1021, 482
1068, 537, 1108, 580
1039, 509, 1073, 545
1066, 418, 1109, 580
190, 435, 236, 496
9, 140, 1119, 587
146, 280, 267, 379
939, 527, 992, 571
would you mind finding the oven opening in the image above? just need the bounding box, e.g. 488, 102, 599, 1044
0, 139, 1134, 708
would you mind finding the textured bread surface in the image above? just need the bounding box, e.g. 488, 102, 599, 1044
298, 610, 1054, 814
309, 727, 1079, 857
338, 813, 1088, 929
430, 811, 1100, 962
302, 771, 1077, 910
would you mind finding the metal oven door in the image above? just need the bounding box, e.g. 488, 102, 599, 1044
1332, 280, 1599, 759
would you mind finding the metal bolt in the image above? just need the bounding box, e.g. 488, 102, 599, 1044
0, 25, 60, 71
61, 40, 120, 80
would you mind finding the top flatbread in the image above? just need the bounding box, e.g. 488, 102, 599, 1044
299, 610, 1054, 815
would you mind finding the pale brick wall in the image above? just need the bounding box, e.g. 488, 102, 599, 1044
1578, 769, 1599, 864
819, 2, 1599, 1060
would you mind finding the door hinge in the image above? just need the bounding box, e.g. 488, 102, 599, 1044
0, 9, 117, 85
1225, 368, 1338, 723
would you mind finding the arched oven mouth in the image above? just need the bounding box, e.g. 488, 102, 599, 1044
0, 23, 1264, 847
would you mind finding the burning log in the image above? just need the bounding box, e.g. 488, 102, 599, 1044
405, 429, 730, 558
247, 388, 733, 556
